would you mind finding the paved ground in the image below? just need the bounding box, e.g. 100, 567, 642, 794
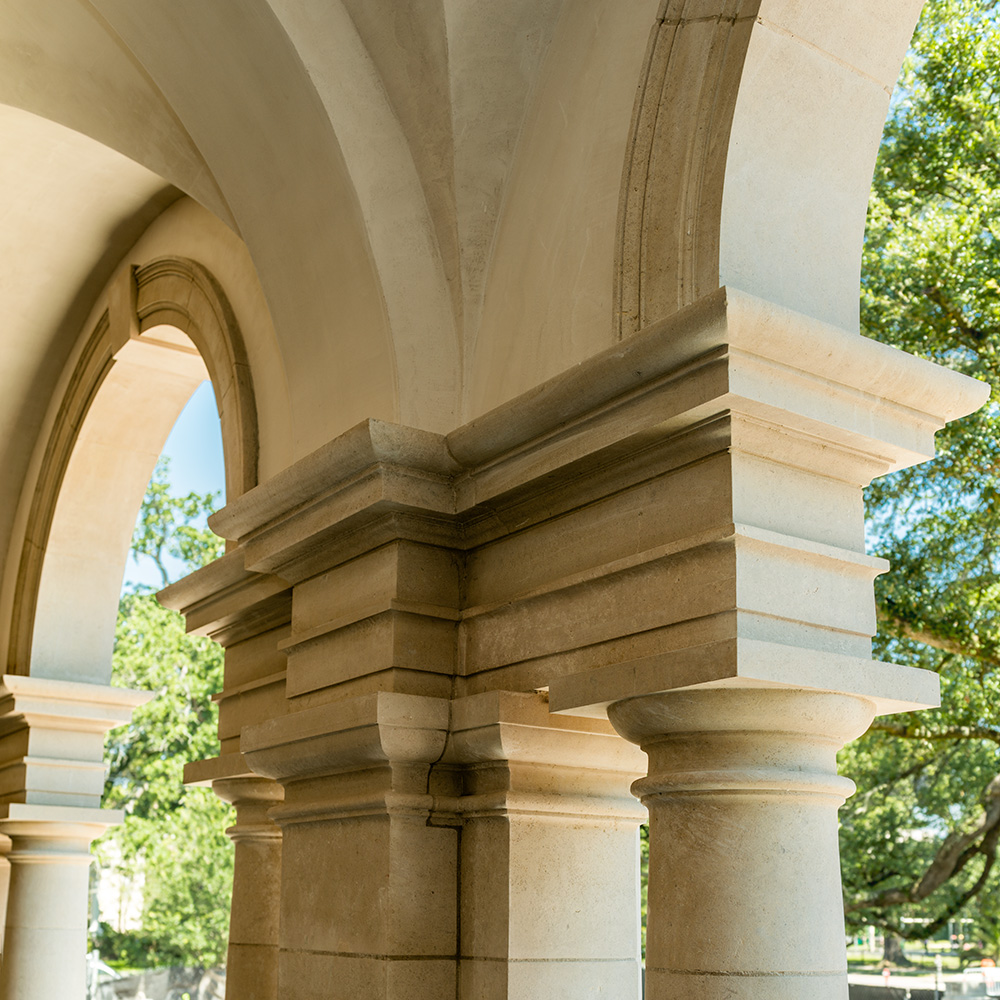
850, 968, 1000, 996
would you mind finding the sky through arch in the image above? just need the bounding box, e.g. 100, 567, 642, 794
122, 380, 225, 590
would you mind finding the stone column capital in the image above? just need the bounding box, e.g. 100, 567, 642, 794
0, 674, 151, 733
608, 686, 874, 748
240, 692, 451, 828
0, 676, 151, 812
444, 691, 646, 824
609, 687, 872, 807
0, 802, 122, 850
242, 692, 450, 782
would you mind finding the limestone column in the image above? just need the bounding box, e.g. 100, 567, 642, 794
0, 839, 10, 954
0, 675, 149, 1000
450, 692, 645, 1000
0, 808, 115, 1000
609, 688, 873, 999
161, 549, 292, 1000
213, 775, 283, 1000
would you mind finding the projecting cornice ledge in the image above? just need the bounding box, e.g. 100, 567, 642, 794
157, 549, 291, 646
208, 287, 987, 581
167, 286, 989, 729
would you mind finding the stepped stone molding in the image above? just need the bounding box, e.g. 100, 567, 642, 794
0, 675, 151, 810
205, 287, 983, 711
168, 286, 986, 1000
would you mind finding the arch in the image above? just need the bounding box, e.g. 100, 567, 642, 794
8, 259, 257, 682
134, 257, 258, 499
614, 0, 925, 338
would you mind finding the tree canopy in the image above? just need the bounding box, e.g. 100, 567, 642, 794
841, 0, 1000, 951
95, 459, 233, 969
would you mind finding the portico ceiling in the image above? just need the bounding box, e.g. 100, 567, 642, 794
0, 103, 178, 576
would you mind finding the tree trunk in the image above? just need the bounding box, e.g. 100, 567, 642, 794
883, 934, 911, 966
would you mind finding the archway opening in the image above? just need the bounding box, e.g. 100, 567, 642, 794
2, 252, 259, 999
93, 374, 233, 993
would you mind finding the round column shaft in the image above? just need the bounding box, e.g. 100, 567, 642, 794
608, 688, 875, 1000
213, 776, 283, 1000
0, 820, 107, 1000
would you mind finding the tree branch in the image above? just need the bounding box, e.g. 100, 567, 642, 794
869, 719, 1000, 745
877, 608, 1000, 670
845, 776, 1000, 931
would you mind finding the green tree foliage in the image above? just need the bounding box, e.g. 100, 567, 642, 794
95, 460, 233, 968
841, 0, 1000, 948
129, 460, 224, 588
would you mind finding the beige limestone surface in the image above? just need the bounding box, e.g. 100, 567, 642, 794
0, 2, 986, 997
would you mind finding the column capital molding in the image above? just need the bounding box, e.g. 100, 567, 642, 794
0, 675, 151, 734
606, 687, 873, 800
0, 678, 151, 809
0, 801, 123, 847
446, 690, 644, 773
445, 691, 646, 824
241, 692, 450, 785
549, 635, 940, 721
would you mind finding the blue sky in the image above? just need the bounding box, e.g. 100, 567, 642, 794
122, 380, 225, 590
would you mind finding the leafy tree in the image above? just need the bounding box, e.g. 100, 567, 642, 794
841, 0, 1000, 951
95, 460, 233, 968
129, 459, 223, 588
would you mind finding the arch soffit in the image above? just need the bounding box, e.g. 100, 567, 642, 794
8, 257, 258, 678
87, 0, 402, 449
0, 0, 234, 226
615, 0, 925, 338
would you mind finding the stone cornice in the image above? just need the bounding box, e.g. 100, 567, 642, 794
167, 288, 987, 721
207, 288, 987, 585
448, 286, 984, 471
157, 548, 291, 646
